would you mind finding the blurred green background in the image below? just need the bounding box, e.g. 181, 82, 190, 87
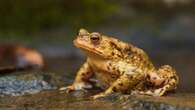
0, 0, 195, 92
0, 0, 194, 44
0, 0, 119, 43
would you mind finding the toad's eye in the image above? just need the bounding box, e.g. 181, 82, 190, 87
91, 35, 100, 41
90, 32, 101, 44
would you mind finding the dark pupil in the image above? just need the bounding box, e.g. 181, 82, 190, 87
91, 36, 99, 41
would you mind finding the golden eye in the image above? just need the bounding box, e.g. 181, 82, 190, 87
90, 32, 101, 43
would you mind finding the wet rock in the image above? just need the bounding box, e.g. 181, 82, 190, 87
0, 90, 195, 110
0, 72, 56, 96
101, 93, 194, 110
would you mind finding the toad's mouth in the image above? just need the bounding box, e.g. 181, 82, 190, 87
73, 39, 108, 58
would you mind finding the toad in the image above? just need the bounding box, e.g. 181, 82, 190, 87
60, 29, 179, 99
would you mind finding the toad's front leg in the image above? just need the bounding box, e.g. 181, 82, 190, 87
60, 61, 93, 92
92, 72, 145, 99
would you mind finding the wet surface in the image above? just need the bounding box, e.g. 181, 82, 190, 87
0, 90, 194, 110
0, 90, 117, 110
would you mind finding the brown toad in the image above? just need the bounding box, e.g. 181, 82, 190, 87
60, 29, 179, 99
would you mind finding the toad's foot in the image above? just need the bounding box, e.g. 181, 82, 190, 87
91, 92, 107, 99
59, 82, 92, 93
59, 85, 75, 93
132, 88, 166, 96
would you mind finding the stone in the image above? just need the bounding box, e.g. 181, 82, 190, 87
0, 71, 56, 96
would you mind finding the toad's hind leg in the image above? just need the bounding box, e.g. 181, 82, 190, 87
60, 61, 94, 92
155, 65, 179, 95
137, 65, 179, 96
